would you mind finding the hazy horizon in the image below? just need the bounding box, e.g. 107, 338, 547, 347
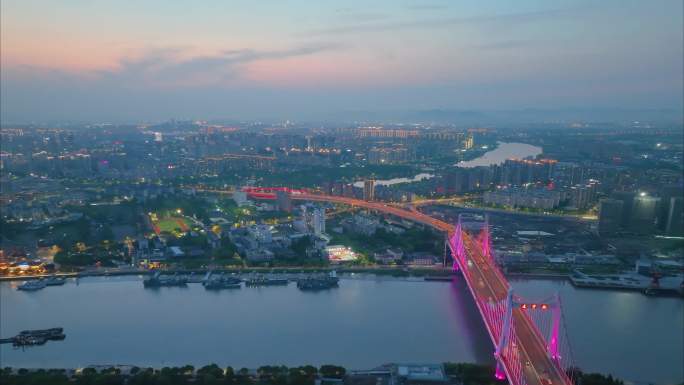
2, 107, 683, 127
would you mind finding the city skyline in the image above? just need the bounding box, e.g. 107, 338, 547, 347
1, 3, 683, 385
2, 0, 683, 123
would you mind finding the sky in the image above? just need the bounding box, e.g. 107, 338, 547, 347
1, 0, 683, 123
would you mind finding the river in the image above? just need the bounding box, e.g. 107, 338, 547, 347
457, 142, 543, 168
352, 174, 434, 188
1, 276, 682, 384
349, 142, 542, 187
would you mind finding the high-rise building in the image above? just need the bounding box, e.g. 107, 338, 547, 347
463, 133, 474, 150
568, 181, 598, 210
363, 180, 375, 201
629, 194, 660, 233
658, 185, 684, 231
666, 197, 683, 236
499, 158, 557, 186
313, 208, 326, 235
276, 190, 292, 213
611, 191, 636, 228
569, 164, 585, 185
598, 199, 623, 234
367, 146, 411, 165
444, 170, 464, 193
342, 183, 355, 198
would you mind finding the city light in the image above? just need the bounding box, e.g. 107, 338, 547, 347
0, 2, 680, 383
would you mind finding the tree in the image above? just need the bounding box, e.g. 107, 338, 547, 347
99, 225, 115, 242
580, 372, 624, 385
258, 365, 289, 385
291, 236, 312, 256
196, 364, 224, 385
442, 363, 496, 385
128, 368, 156, 385
235, 368, 253, 385
319, 365, 345, 379
289, 366, 317, 385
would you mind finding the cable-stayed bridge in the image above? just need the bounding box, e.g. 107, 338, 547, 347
213, 187, 576, 385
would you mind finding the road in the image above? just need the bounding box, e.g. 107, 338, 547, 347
409, 197, 597, 221
291, 193, 571, 385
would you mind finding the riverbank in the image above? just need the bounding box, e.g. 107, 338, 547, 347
4, 267, 682, 298
0, 266, 574, 283
0, 362, 626, 385
0, 266, 457, 282
504, 272, 569, 280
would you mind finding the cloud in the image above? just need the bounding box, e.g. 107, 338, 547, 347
470, 40, 534, 51
304, 8, 578, 36
406, 4, 449, 11
90, 43, 345, 86
11, 43, 347, 88
334, 9, 389, 22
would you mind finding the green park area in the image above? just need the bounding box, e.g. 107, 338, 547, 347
150, 212, 191, 235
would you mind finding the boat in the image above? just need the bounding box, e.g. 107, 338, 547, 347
204, 280, 241, 290
1, 328, 66, 347
424, 275, 453, 282
143, 272, 188, 288
297, 272, 339, 291
643, 279, 684, 297
569, 270, 645, 291
643, 287, 683, 297
18, 327, 65, 339
245, 274, 289, 287
45, 276, 66, 286
204, 274, 242, 290
297, 277, 339, 291
185, 272, 206, 283
17, 280, 47, 291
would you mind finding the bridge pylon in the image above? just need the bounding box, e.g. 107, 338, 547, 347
548, 292, 562, 361
450, 215, 465, 272
494, 288, 514, 380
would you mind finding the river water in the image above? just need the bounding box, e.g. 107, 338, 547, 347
457, 142, 543, 168
349, 142, 542, 186
352, 173, 434, 188
1, 276, 682, 384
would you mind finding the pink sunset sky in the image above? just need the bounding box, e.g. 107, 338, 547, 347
1, 0, 682, 122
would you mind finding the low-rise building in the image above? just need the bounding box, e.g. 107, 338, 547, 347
325, 245, 357, 263
374, 248, 403, 264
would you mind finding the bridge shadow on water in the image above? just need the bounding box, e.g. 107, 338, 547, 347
448, 276, 495, 365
